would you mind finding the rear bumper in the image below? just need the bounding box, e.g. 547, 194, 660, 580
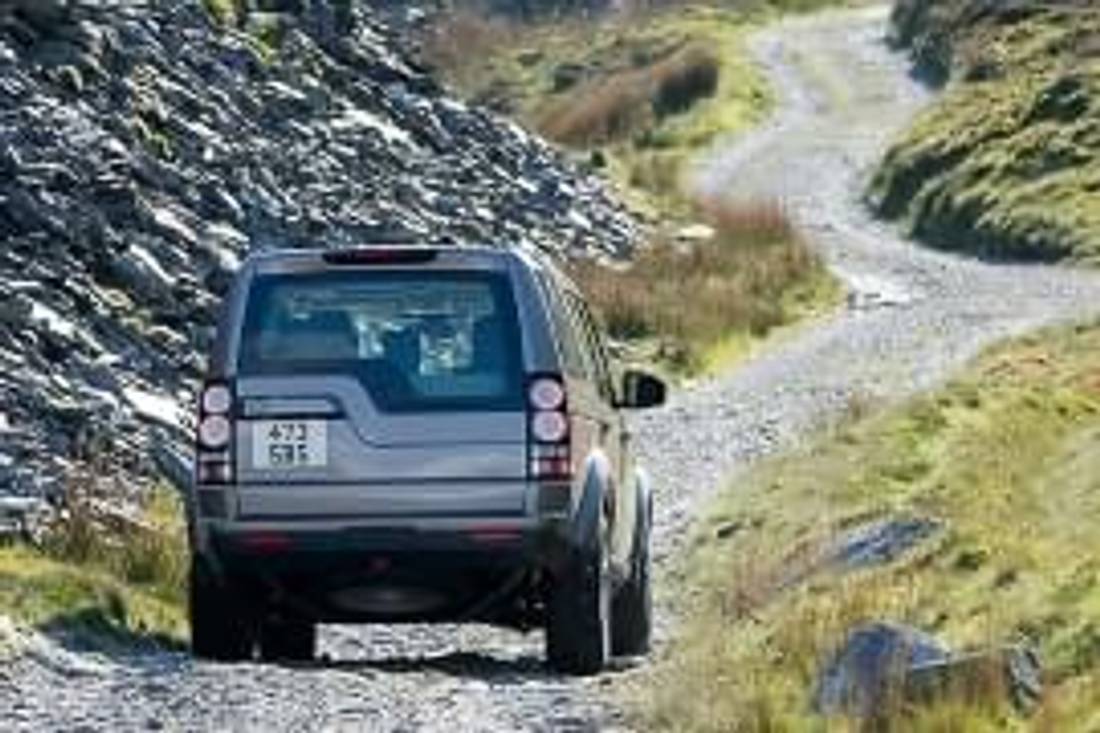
196, 518, 572, 624
207, 518, 569, 565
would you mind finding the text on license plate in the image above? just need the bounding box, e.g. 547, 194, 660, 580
252, 421, 327, 469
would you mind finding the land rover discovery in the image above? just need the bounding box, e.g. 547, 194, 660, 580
188, 245, 666, 675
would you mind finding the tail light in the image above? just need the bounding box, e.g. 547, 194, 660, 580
528, 375, 571, 483
196, 381, 235, 488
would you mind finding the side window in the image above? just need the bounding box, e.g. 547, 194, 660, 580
567, 293, 614, 403
536, 271, 588, 379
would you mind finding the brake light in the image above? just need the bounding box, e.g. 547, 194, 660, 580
238, 531, 293, 554
196, 380, 235, 487
322, 248, 438, 266
528, 375, 571, 482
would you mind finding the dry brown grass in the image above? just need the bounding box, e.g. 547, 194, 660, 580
571, 200, 824, 373
540, 70, 652, 145
538, 42, 721, 146
419, 11, 517, 89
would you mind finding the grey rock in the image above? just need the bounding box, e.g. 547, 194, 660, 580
108, 246, 176, 304
832, 517, 941, 569
814, 623, 950, 717
0, 291, 32, 325
905, 645, 1042, 714
1, 0, 72, 32
262, 79, 315, 118
814, 623, 1041, 718
0, 495, 50, 539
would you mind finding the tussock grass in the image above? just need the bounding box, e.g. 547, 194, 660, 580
632, 321, 1100, 730
0, 485, 188, 645
538, 42, 721, 146
420, 11, 517, 96
571, 200, 833, 374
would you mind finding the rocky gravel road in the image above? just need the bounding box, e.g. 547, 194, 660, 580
6, 4, 1100, 731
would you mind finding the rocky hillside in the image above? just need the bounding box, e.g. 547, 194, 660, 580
870, 0, 1100, 263
0, 0, 636, 521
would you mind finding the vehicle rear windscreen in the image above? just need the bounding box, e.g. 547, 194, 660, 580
238, 270, 524, 412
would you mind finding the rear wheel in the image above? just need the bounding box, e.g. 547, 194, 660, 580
612, 503, 652, 657
189, 558, 254, 662
259, 618, 317, 662
546, 524, 611, 676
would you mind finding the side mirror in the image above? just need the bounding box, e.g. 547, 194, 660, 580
618, 369, 667, 410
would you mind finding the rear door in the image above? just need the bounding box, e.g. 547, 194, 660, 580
232, 268, 529, 519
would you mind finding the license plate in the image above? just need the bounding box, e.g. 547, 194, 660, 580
252, 420, 327, 469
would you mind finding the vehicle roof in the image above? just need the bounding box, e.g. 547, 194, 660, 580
241, 244, 590, 301
243, 245, 546, 274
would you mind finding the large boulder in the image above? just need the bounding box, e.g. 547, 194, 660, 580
814, 623, 1042, 720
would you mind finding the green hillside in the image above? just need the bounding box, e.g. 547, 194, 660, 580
633, 320, 1100, 729
871, 0, 1100, 263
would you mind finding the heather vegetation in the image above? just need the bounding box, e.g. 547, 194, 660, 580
871, 0, 1100, 263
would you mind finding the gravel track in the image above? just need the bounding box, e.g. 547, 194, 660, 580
6, 5, 1100, 731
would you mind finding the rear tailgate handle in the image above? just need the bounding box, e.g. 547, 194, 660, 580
240, 397, 344, 419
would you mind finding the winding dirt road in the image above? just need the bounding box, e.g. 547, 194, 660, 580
5, 5, 1100, 731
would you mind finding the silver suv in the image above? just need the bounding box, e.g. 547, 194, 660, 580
188, 246, 666, 674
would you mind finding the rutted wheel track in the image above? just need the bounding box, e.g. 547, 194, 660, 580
5, 5, 1100, 731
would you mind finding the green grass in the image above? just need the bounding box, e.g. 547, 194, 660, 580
0, 487, 188, 648
200, 0, 283, 63
630, 321, 1100, 730
871, 0, 1100, 263
202, 0, 240, 27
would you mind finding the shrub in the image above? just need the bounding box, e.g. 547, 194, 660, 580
539, 70, 654, 145
651, 45, 720, 118
538, 43, 721, 146
571, 199, 822, 373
